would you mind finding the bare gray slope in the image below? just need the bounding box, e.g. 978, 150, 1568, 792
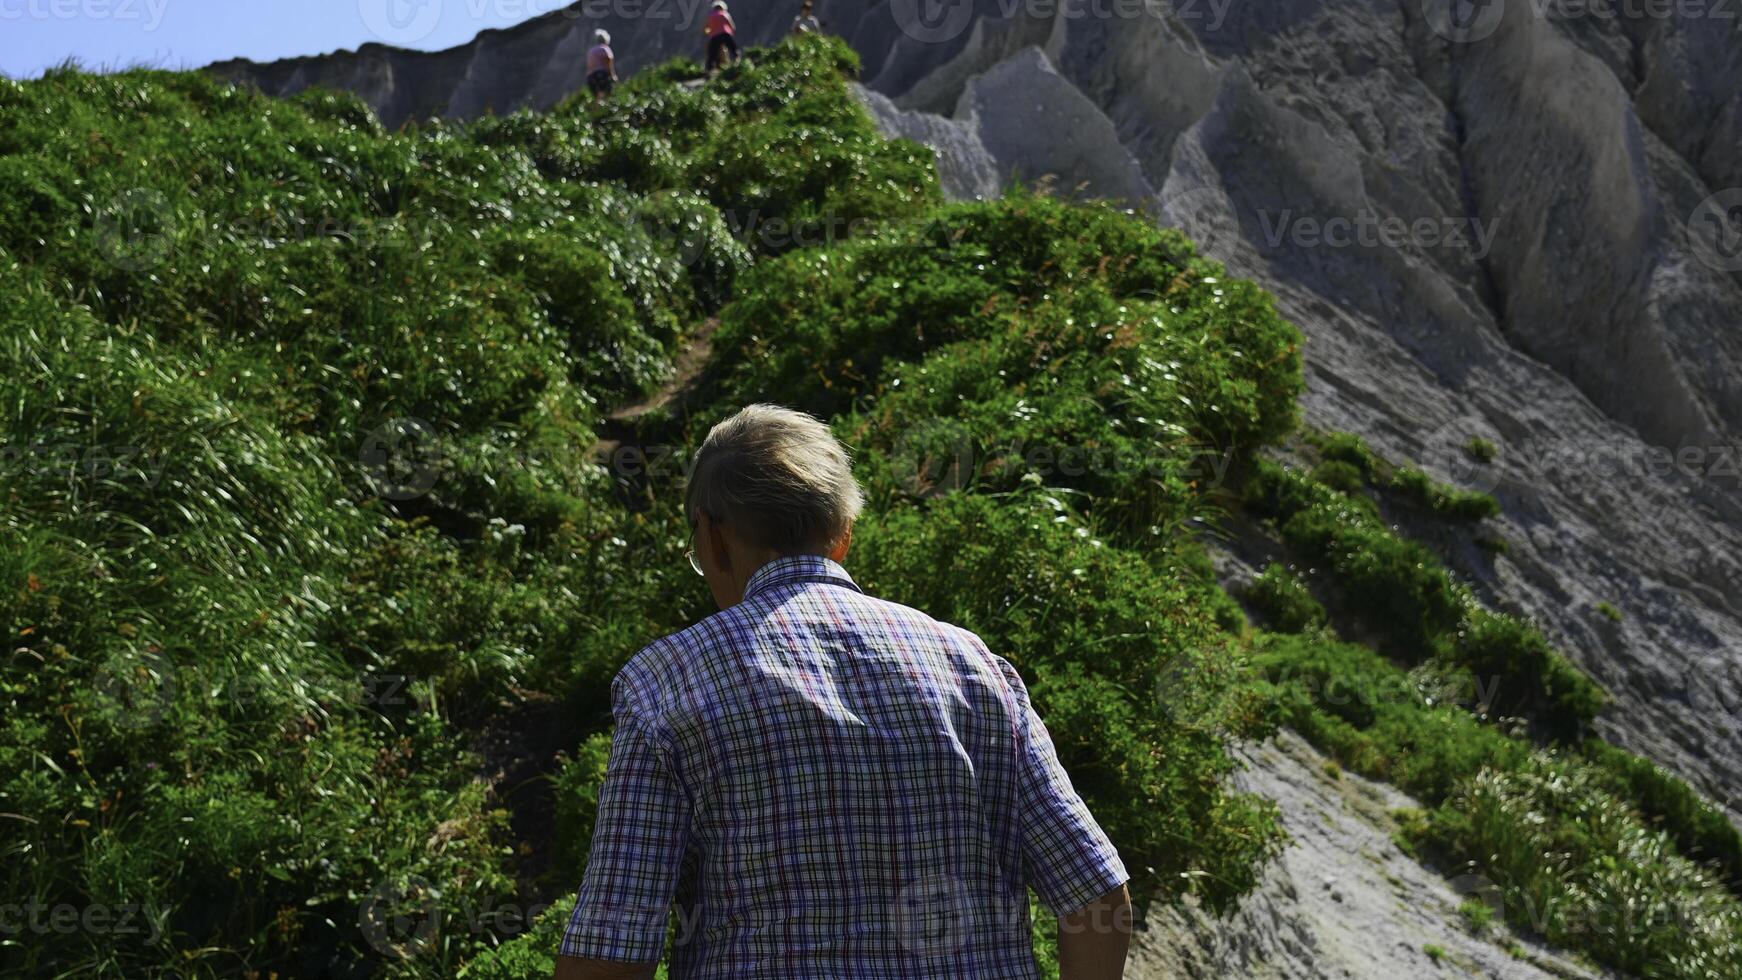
1129, 730, 1613, 979
850, 4, 1742, 816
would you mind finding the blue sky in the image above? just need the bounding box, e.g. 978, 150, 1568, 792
0, 0, 558, 78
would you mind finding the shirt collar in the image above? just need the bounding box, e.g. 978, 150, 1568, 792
742, 555, 862, 602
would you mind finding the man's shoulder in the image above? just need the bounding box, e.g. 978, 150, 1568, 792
616, 588, 1006, 713
612, 605, 759, 713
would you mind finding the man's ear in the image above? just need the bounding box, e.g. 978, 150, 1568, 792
705, 513, 732, 574
828, 526, 852, 563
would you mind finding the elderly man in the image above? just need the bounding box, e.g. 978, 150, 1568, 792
553, 405, 1132, 980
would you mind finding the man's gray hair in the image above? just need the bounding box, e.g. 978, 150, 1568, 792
686, 405, 864, 553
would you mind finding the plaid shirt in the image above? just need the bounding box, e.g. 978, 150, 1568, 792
561, 556, 1128, 977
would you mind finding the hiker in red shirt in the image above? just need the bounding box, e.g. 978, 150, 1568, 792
702, 1, 738, 75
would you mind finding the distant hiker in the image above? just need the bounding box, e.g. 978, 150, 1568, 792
702, 1, 738, 75
790, 0, 822, 35
586, 30, 617, 104
551, 404, 1133, 980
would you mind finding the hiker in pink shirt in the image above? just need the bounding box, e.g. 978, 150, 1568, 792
585, 30, 617, 104
702, 1, 738, 75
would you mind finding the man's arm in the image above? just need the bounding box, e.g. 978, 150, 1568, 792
1056, 882, 1133, 980
551, 672, 690, 980
992, 653, 1133, 979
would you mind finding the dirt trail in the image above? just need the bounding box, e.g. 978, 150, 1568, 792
607, 316, 719, 424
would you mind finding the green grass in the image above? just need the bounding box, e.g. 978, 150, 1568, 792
1242, 563, 1328, 634
0, 37, 930, 979
1465, 437, 1498, 463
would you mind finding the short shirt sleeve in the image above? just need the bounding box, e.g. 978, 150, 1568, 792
560, 665, 692, 962
995, 655, 1130, 917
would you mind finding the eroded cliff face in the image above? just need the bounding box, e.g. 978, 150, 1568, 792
207, 5, 1742, 975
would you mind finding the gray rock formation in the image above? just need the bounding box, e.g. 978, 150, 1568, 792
206, 5, 1742, 976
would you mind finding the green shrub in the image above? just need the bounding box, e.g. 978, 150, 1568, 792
1389, 466, 1501, 521
1458, 896, 1495, 934
1280, 499, 1463, 657
1451, 609, 1606, 739
1310, 458, 1367, 494
1583, 740, 1742, 889
1314, 431, 1376, 474
1429, 758, 1742, 977
1243, 563, 1327, 634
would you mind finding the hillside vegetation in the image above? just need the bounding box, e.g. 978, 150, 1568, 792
2, 35, 1739, 980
